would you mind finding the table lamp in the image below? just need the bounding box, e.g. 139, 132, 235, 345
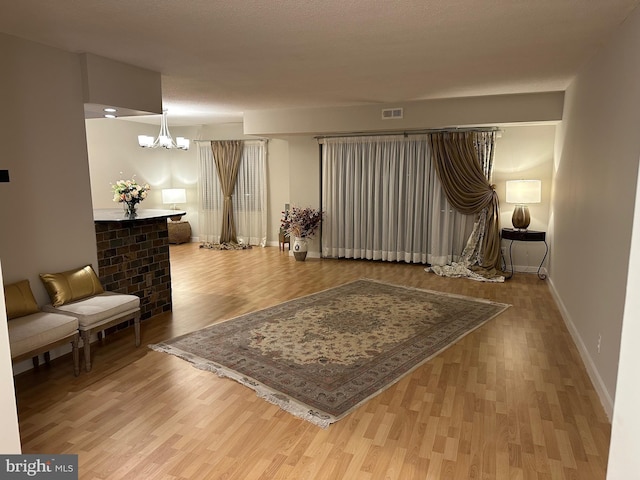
506, 180, 541, 230
162, 188, 187, 221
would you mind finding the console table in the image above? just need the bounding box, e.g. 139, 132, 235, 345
501, 228, 549, 280
93, 208, 185, 320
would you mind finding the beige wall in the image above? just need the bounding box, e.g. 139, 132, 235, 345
265, 138, 291, 245
0, 34, 99, 373
85, 118, 200, 236
80, 53, 162, 115
243, 92, 561, 259
550, 5, 640, 421
0, 33, 98, 304
282, 136, 322, 254
494, 125, 556, 273
244, 92, 564, 136
86, 121, 296, 248
567, 6, 640, 479
269, 128, 556, 262
0, 262, 21, 453
609, 161, 640, 478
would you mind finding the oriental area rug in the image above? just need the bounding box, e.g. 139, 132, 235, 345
150, 279, 509, 428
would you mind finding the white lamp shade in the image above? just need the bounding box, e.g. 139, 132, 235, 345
506, 180, 541, 204
162, 188, 187, 205
138, 135, 154, 147
176, 137, 190, 150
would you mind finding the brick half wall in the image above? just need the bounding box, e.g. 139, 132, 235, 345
95, 218, 172, 321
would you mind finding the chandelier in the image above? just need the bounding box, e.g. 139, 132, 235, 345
137, 109, 190, 150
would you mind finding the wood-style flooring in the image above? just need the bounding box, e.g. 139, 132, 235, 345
13, 244, 611, 479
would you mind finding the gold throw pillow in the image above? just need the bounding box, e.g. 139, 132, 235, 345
4, 279, 40, 320
40, 265, 104, 307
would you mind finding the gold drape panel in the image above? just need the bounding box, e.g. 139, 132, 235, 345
429, 132, 501, 270
211, 140, 244, 244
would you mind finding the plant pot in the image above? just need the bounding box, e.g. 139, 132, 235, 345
293, 237, 308, 261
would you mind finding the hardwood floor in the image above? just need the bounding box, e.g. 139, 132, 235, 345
14, 244, 611, 479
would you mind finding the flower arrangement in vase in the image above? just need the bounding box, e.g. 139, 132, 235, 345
280, 206, 324, 261
112, 177, 150, 216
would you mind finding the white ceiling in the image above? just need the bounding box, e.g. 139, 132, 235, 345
0, 0, 638, 125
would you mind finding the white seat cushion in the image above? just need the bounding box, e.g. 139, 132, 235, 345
43, 291, 140, 329
8, 311, 78, 358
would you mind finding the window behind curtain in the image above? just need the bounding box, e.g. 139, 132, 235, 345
321, 135, 474, 264
198, 140, 267, 246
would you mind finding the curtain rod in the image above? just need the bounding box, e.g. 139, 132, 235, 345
314, 127, 501, 141
193, 138, 269, 143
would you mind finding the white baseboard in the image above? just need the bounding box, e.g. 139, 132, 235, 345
547, 277, 614, 420
265, 241, 321, 258
508, 264, 548, 276
287, 250, 320, 258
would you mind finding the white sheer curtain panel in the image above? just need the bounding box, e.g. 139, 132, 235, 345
198, 142, 223, 244
198, 140, 267, 246
322, 135, 473, 264
234, 141, 267, 246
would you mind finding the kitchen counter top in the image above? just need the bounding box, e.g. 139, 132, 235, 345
93, 208, 186, 222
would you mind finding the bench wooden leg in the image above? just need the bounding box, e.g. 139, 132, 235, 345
32, 356, 39, 368
81, 330, 92, 372
71, 334, 80, 376
134, 313, 141, 347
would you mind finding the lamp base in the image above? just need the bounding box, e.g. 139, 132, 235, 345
512, 205, 531, 230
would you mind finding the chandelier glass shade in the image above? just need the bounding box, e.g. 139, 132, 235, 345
138, 109, 189, 150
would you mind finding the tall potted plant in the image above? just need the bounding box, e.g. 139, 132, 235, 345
280, 206, 324, 261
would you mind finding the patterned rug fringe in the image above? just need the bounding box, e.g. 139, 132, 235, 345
148, 342, 334, 428
199, 242, 252, 250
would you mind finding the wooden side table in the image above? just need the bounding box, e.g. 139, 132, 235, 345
279, 228, 290, 251
501, 228, 548, 280
168, 221, 191, 244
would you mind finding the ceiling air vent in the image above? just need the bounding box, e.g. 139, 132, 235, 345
381, 107, 403, 120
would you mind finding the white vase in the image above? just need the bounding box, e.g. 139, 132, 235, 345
293, 237, 308, 261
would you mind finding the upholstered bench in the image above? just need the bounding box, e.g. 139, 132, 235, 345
4, 279, 80, 376
40, 265, 141, 372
